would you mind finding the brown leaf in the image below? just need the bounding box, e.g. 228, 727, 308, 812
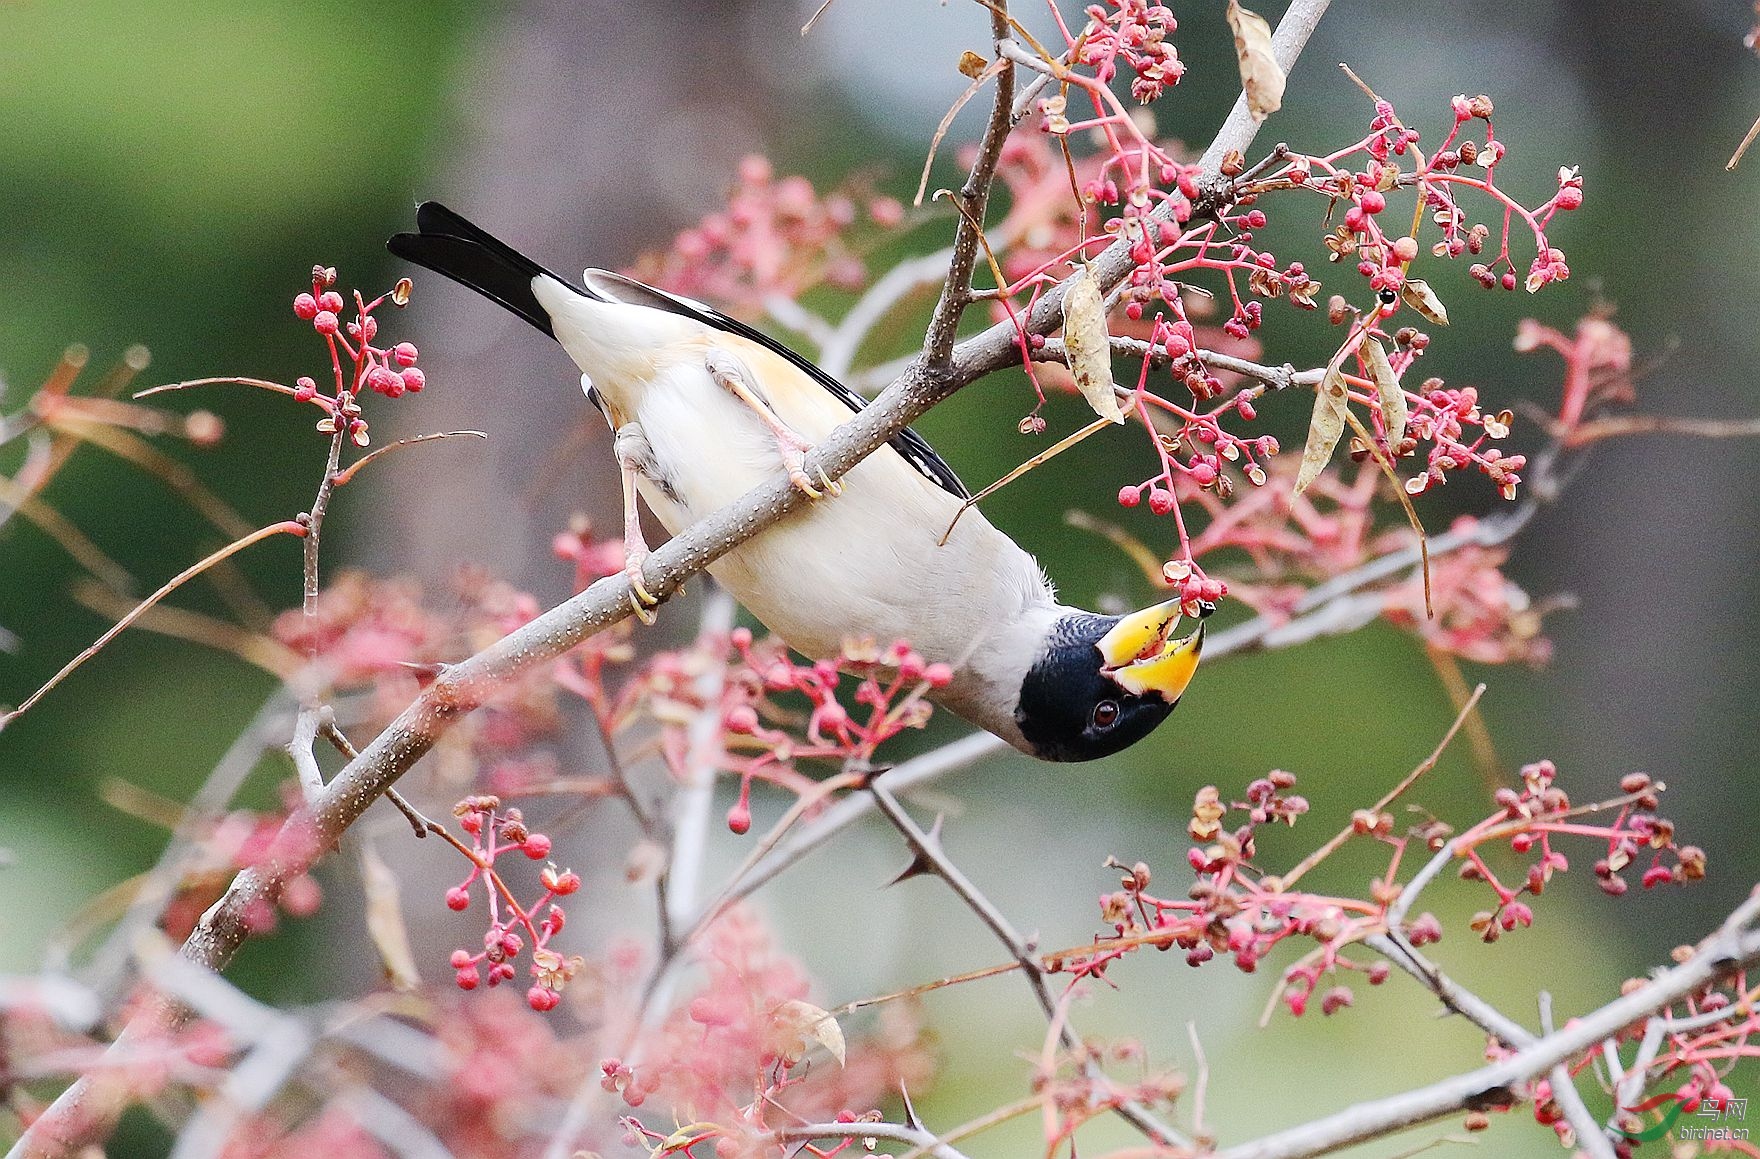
1400, 278, 1449, 326
774, 999, 846, 1066
1294, 363, 1349, 494
359, 842, 420, 990
958, 50, 988, 79
1061, 265, 1124, 424
1363, 338, 1407, 448
1226, 1, 1285, 123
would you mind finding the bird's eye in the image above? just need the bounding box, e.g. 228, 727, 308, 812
1092, 699, 1120, 729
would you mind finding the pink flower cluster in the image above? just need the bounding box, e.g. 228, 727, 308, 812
628, 156, 905, 317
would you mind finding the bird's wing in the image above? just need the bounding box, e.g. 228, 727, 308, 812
582, 269, 970, 500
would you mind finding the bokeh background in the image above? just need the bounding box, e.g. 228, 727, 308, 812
2, 1, 1757, 1155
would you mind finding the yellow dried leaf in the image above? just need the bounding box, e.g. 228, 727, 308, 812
958, 50, 988, 79
1062, 264, 1124, 424
1400, 278, 1450, 326
775, 999, 846, 1066
359, 842, 420, 991
1294, 363, 1349, 495
1226, 1, 1285, 123
1363, 338, 1406, 449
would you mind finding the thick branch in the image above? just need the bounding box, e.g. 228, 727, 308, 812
1217, 890, 1760, 1159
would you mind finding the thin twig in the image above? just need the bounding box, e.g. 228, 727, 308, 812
0, 521, 306, 730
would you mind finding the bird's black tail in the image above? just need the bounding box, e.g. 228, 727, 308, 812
387, 202, 575, 338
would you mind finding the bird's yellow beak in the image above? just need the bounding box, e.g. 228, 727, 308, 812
1096, 599, 1204, 702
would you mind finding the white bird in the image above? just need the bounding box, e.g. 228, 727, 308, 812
389, 203, 1202, 761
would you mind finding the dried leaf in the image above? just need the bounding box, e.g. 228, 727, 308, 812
1294, 363, 1349, 494
360, 842, 420, 990
1363, 338, 1407, 448
958, 50, 988, 79
775, 999, 846, 1066
1400, 278, 1449, 326
1226, 1, 1285, 123
1061, 265, 1124, 424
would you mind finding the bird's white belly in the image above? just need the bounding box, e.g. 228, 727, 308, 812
625, 363, 1043, 671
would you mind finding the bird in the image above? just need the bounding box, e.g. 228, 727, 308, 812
388, 202, 1204, 762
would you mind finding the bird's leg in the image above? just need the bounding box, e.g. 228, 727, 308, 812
612, 425, 661, 625
703, 349, 842, 499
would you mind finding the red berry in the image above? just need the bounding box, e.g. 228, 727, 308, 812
726, 803, 752, 835
293, 293, 318, 320
313, 310, 339, 335
400, 367, 426, 393
1358, 189, 1386, 214
1117, 486, 1142, 508
527, 985, 560, 1012
1555, 186, 1583, 211
445, 886, 471, 911
1500, 271, 1517, 291
522, 833, 552, 859
455, 969, 480, 991
1147, 488, 1175, 515
318, 290, 344, 314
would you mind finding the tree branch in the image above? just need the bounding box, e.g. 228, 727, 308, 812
1216, 890, 1760, 1159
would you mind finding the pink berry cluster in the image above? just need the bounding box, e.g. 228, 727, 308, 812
288, 265, 424, 446
1053, 760, 1700, 1022
441, 795, 583, 1012
981, 6, 1585, 606
629, 155, 905, 318
716, 630, 953, 835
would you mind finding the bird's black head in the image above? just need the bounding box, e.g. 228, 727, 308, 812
1014, 603, 1204, 763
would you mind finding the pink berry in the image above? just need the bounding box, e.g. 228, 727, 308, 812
1500, 271, 1517, 291
293, 293, 318, 320
1117, 486, 1142, 508
1190, 461, 1218, 486
1147, 488, 1175, 515
445, 886, 471, 911
455, 969, 480, 991
313, 310, 339, 335
317, 290, 344, 314
527, 985, 560, 1012
1391, 236, 1419, 263
399, 367, 426, 393
726, 803, 752, 835
522, 833, 552, 859
1358, 189, 1386, 214
1555, 186, 1583, 211
923, 662, 953, 688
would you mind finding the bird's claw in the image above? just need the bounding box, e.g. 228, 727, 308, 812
625, 565, 659, 626
785, 456, 841, 500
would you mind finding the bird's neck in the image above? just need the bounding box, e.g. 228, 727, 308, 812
933, 600, 1077, 753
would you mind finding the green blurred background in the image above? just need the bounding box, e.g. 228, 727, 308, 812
2, 1, 1757, 1155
